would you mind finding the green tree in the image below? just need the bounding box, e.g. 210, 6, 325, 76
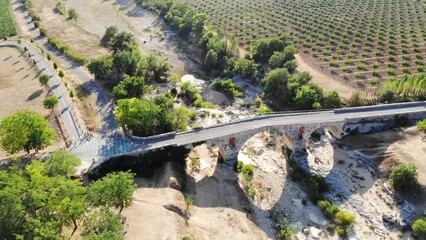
58, 70, 64, 78
283, 59, 298, 74
322, 91, 341, 109
234, 58, 258, 80
45, 150, 81, 176
110, 32, 137, 53
204, 49, 218, 71
294, 84, 324, 110
101, 26, 119, 47
88, 171, 137, 213
412, 218, 426, 238
82, 208, 124, 240
0, 110, 56, 154
251, 37, 284, 63
112, 76, 147, 99
43, 96, 59, 111
389, 163, 418, 191
142, 51, 171, 82
112, 49, 142, 79
88, 56, 113, 81
172, 106, 190, 131
269, 46, 298, 69
39, 74, 50, 86
262, 68, 291, 104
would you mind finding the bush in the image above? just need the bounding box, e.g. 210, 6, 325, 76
243, 164, 254, 176
185, 196, 193, 208
235, 160, 244, 173
389, 163, 418, 191
212, 79, 243, 98
335, 211, 355, 225
417, 119, 426, 132
412, 218, 426, 238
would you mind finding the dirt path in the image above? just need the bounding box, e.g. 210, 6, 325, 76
295, 54, 354, 99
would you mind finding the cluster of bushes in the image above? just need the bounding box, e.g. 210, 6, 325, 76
263, 69, 341, 110
89, 29, 171, 87
317, 199, 355, 237
179, 81, 207, 107
235, 161, 257, 198
114, 95, 191, 137
212, 79, 243, 98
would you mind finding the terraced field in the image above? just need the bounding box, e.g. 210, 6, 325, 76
182, 0, 426, 85
0, 0, 16, 38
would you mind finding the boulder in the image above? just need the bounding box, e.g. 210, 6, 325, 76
168, 177, 181, 190
309, 227, 321, 239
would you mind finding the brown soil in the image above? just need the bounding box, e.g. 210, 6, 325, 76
0, 46, 64, 159
295, 53, 355, 99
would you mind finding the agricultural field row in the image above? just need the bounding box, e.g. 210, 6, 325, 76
181, 0, 426, 85
0, 0, 16, 38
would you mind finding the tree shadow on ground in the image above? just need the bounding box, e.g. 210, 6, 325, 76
26, 89, 43, 101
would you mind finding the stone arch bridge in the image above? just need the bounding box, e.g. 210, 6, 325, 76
75, 102, 426, 172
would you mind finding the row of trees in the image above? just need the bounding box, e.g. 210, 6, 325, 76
0, 150, 137, 239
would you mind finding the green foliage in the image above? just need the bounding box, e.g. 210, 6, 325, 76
234, 58, 258, 80
308, 175, 329, 201
389, 163, 418, 191
185, 196, 193, 208
180, 81, 203, 106
263, 68, 291, 103
204, 49, 218, 71
39, 74, 50, 86
0, 157, 87, 239
0, 0, 17, 38
112, 76, 148, 99
43, 96, 59, 110
54, 1, 66, 15
235, 160, 244, 173
45, 150, 81, 176
47, 36, 86, 65
0, 110, 56, 154
268, 46, 298, 69
88, 171, 137, 213
322, 91, 341, 108
251, 37, 285, 63
58, 70, 64, 78
279, 218, 293, 240
182, 237, 193, 240
294, 84, 324, 110
88, 56, 114, 81
243, 164, 254, 176
101, 26, 118, 47
317, 199, 355, 237
257, 105, 271, 115
412, 218, 426, 238
378, 74, 426, 101
212, 79, 243, 98
81, 208, 124, 240
417, 119, 426, 132
142, 51, 172, 82
109, 32, 137, 53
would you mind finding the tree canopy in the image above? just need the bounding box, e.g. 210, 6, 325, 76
88, 171, 137, 213
0, 110, 56, 154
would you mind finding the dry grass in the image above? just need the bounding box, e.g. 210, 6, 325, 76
32, 0, 108, 59
0, 46, 64, 159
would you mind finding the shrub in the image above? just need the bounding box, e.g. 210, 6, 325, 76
335, 211, 355, 225
257, 105, 271, 115
412, 218, 426, 238
235, 160, 244, 173
185, 196, 193, 208
389, 163, 418, 191
243, 164, 254, 176
212, 79, 243, 98
417, 119, 426, 132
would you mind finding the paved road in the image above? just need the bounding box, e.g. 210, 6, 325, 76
0, 40, 82, 141
73, 101, 426, 172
